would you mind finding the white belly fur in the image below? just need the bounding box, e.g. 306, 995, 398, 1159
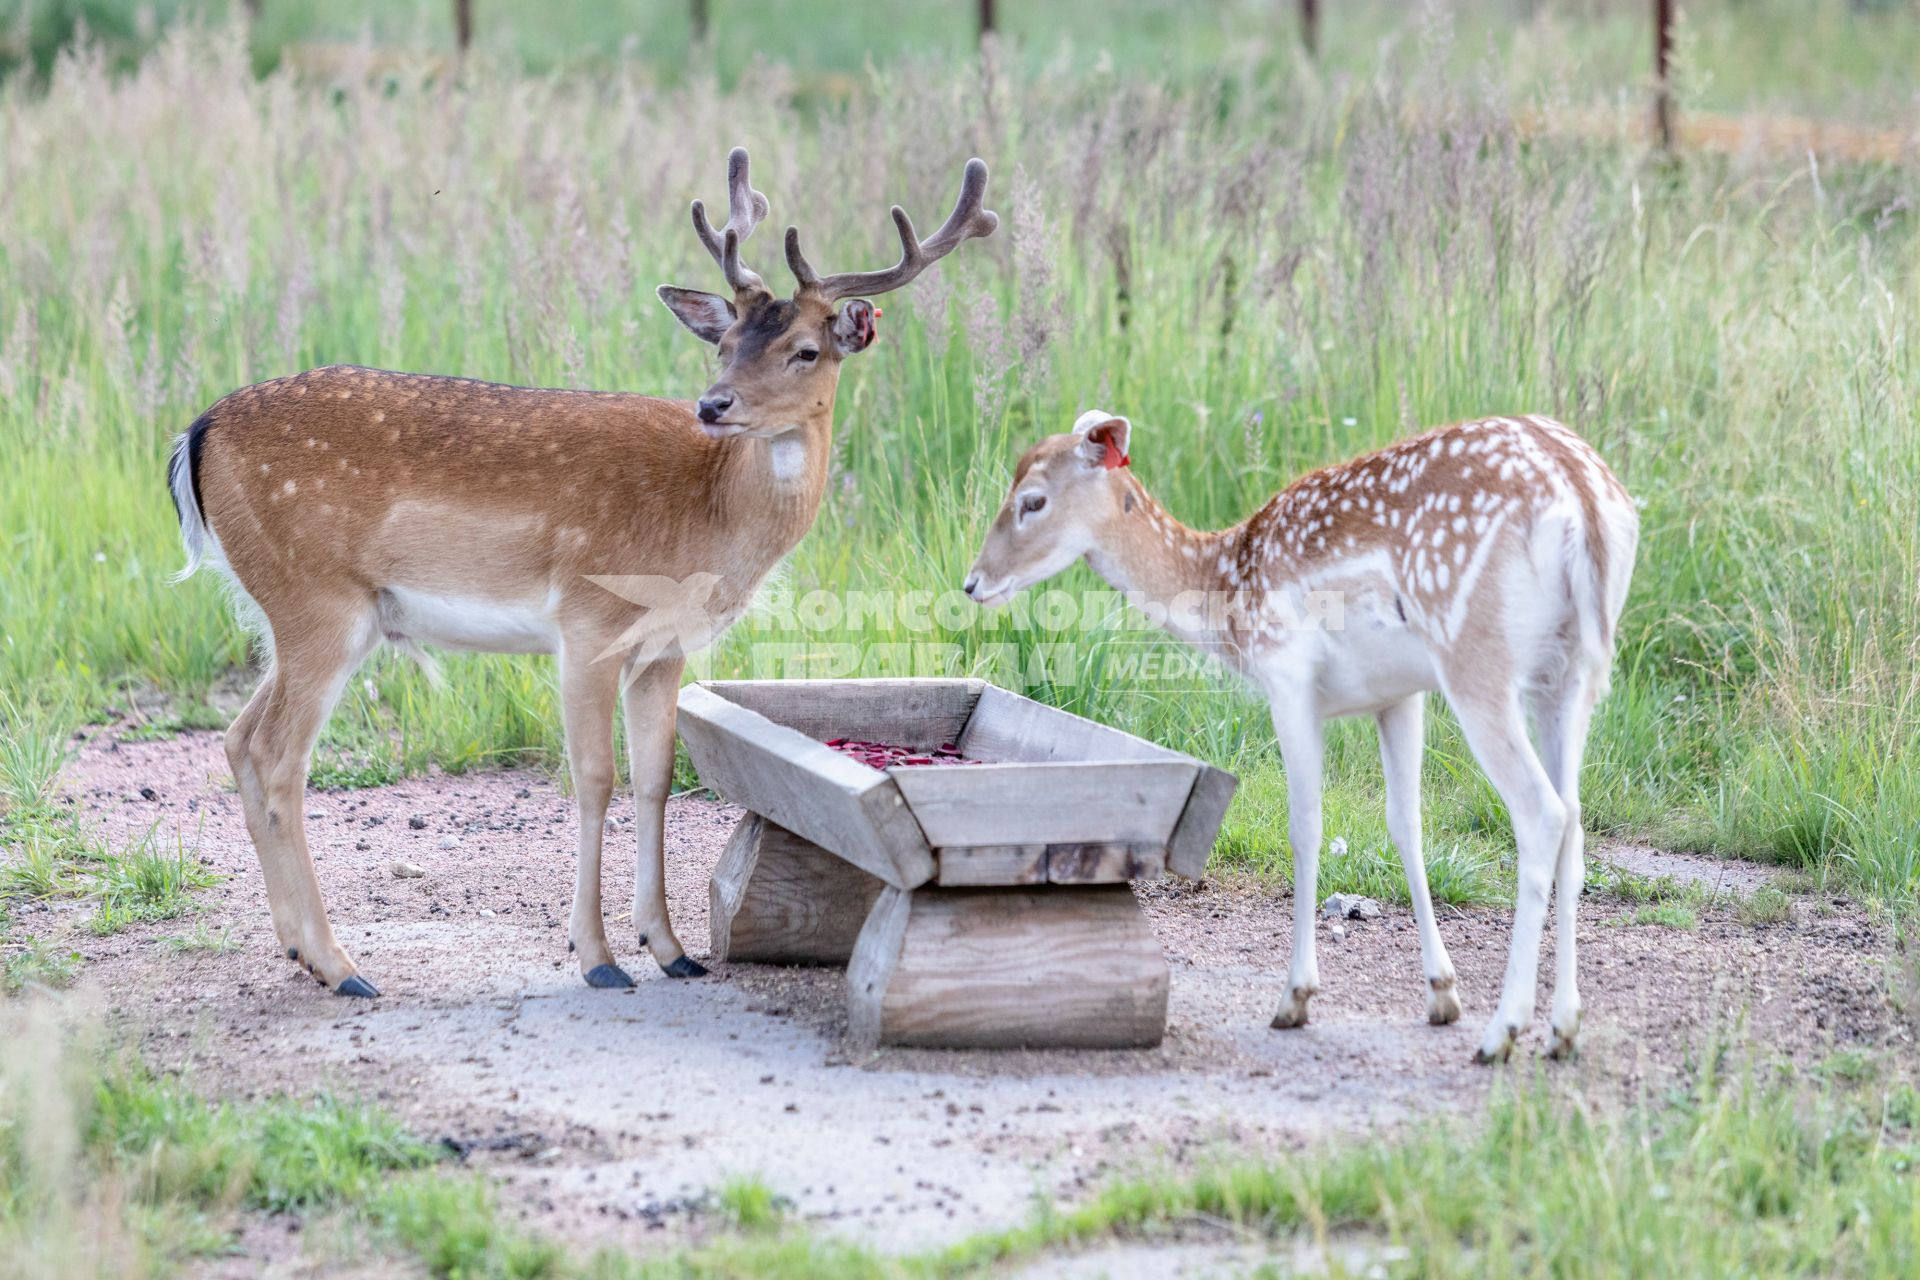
378, 586, 560, 655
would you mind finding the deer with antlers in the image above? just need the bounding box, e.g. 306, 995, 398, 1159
168, 149, 997, 998
965, 410, 1637, 1061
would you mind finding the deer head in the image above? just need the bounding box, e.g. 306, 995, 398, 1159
658, 148, 999, 440
964, 410, 1135, 606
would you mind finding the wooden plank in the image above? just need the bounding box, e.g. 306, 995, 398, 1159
700, 678, 984, 751
1165, 764, 1238, 880
935, 844, 1047, 887
1045, 842, 1165, 884
936, 842, 1165, 886
709, 814, 884, 965
675, 684, 934, 889
889, 759, 1197, 847
847, 886, 1168, 1050
846, 886, 911, 1050
955, 684, 1181, 764
708, 813, 764, 958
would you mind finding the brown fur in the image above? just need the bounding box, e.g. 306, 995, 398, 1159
199, 365, 833, 618
193, 362, 841, 993
179, 153, 997, 996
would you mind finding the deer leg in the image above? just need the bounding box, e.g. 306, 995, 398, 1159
227, 608, 378, 995
1444, 681, 1568, 1063
1377, 694, 1460, 1026
559, 645, 629, 989
1269, 707, 1326, 1030
1529, 669, 1599, 1059
622, 655, 702, 977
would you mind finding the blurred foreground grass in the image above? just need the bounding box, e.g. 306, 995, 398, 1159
6, 992, 1917, 1277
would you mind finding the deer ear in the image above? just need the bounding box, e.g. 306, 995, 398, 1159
657, 286, 736, 345
831, 299, 879, 355
1076, 415, 1132, 469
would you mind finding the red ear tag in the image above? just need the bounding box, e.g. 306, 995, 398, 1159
1100, 440, 1130, 470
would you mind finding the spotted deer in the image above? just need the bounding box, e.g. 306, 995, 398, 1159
168, 149, 997, 998
965, 410, 1637, 1061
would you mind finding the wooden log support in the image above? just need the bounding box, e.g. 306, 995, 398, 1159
847, 885, 1169, 1050
710, 814, 884, 965
1166, 764, 1238, 879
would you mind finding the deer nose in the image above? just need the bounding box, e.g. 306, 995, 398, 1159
962, 573, 981, 599
697, 390, 735, 424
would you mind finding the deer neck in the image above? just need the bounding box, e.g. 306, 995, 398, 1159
700, 410, 834, 578
1083, 475, 1243, 646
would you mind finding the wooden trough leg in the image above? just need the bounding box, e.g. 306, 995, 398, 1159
847, 884, 1169, 1050
709, 813, 885, 965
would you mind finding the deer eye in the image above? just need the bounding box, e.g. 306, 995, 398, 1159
794, 347, 819, 364
1019, 492, 1047, 518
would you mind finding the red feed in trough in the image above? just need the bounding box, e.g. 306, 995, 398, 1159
824, 738, 983, 770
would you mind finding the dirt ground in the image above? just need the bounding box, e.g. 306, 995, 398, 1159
36, 726, 1912, 1268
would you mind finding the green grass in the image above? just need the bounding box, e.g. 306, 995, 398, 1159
3, 10, 1917, 914
1737, 884, 1794, 926
2, 1001, 447, 1274
2, 934, 82, 991
160, 921, 239, 953
0, 828, 88, 900
22, 1010, 1919, 1279
116, 703, 225, 743
943, 1055, 1920, 1278
715, 1175, 790, 1235
1, 694, 220, 966
84, 826, 221, 935
93, 1083, 442, 1217
0, 813, 219, 943
1605, 901, 1701, 930
8, 975, 1920, 1278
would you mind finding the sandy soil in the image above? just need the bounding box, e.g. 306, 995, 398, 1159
30, 726, 1911, 1266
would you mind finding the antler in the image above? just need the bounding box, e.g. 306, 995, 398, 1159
784, 158, 998, 302
690, 147, 772, 296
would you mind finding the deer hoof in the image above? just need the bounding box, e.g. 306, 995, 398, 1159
1269, 985, 1316, 1029
584, 964, 635, 990
663, 956, 709, 979
335, 974, 380, 999
1473, 1028, 1518, 1065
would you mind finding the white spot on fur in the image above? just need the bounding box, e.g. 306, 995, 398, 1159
768, 434, 808, 484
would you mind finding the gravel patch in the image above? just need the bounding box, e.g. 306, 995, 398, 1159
41, 727, 1908, 1261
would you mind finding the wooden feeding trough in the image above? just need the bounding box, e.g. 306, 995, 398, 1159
675, 678, 1236, 1050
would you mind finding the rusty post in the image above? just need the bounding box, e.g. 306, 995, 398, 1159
1654, 0, 1675, 150
1300, 0, 1319, 58
455, 0, 474, 52
978, 0, 996, 44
